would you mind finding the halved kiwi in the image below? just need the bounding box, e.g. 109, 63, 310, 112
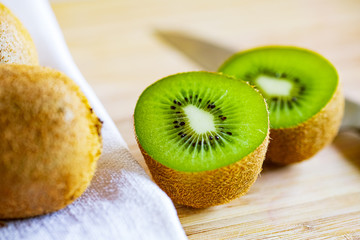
219, 46, 344, 164
0, 3, 38, 64
134, 72, 269, 208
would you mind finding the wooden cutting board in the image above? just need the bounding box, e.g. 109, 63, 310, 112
51, 0, 360, 238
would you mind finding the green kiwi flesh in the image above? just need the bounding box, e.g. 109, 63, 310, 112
219, 46, 338, 129
219, 46, 343, 164
134, 72, 269, 172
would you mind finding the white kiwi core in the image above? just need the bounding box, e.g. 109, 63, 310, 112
255, 75, 293, 97
183, 104, 216, 134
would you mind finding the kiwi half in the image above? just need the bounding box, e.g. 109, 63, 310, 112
0, 3, 38, 65
134, 72, 269, 208
219, 46, 344, 164
0, 65, 102, 219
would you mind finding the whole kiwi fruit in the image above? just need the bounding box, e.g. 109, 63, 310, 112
0, 65, 102, 219
0, 3, 38, 65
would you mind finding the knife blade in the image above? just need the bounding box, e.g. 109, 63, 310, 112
156, 30, 234, 71
156, 30, 360, 132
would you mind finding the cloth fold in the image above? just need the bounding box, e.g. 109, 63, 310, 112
0, 0, 187, 239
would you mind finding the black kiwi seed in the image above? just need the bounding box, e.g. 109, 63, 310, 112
227, 132, 232, 135
288, 102, 293, 109
198, 99, 202, 103
272, 97, 278, 101
195, 95, 198, 98
221, 117, 227, 120
192, 142, 196, 147
177, 102, 182, 106
219, 115, 223, 118
173, 100, 177, 104
180, 122, 185, 126
176, 111, 181, 114
300, 86, 306, 92
173, 121, 178, 124
215, 136, 220, 140
185, 97, 188, 102
174, 125, 180, 128
181, 134, 186, 138
171, 106, 176, 110
262, 69, 271, 75
294, 78, 300, 83
209, 135, 213, 140
245, 74, 252, 79
178, 132, 183, 135
280, 100, 284, 109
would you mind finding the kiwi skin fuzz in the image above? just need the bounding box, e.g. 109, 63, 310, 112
137, 134, 269, 208
266, 84, 344, 165
0, 65, 102, 219
0, 3, 38, 65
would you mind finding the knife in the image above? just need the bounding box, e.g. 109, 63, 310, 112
156, 30, 360, 133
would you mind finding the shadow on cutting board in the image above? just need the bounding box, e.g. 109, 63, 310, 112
333, 131, 360, 171
261, 160, 290, 173
261, 130, 360, 173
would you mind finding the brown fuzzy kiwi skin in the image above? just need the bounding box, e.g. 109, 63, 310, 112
0, 65, 102, 219
266, 84, 344, 165
0, 3, 38, 65
137, 135, 269, 208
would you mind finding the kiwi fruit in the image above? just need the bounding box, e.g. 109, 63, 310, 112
134, 71, 269, 208
0, 65, 102, 219
0, 3, 38, 65
219, 46, 344, 164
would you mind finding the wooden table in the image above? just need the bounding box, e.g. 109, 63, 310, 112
51, 0, 360, 238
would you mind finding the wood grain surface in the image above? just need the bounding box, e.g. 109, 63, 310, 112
50, 0, 360, 239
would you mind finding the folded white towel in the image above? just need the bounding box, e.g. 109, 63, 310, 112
0, 0, 187, 239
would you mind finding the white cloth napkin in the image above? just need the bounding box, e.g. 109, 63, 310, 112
0, 1, 187, 239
